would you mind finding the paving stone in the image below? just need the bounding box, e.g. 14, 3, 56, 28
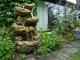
25, 40, 80, 60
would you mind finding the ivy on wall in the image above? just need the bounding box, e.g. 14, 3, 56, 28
0, 0, 40, 26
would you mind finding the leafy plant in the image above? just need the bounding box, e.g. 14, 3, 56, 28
0, 0, 40, 26
35, 31, 64, 55
0, 27, 15, 60
49, 13, 76, 41
71, 49, 80, 60
20, 54, 27, 60
48, 5, 76, 41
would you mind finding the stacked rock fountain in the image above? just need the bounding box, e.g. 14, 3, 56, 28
12, 3, 39, 53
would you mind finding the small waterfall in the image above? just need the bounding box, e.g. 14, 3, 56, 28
12, 3, 39, 53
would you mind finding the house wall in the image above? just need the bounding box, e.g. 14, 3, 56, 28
48, 3, 72, 16
76, 0, 80, 4
37, 2, 72, 30
66, 0, 76, 4
37, 1, 80, 30
37, 2, 48, 30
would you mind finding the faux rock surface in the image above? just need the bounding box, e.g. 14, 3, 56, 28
12, 3, 39, 53
16, 7, 31, 17
24, 3, 35, 10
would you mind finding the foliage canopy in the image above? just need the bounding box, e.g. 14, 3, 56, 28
0, 0, 40, 26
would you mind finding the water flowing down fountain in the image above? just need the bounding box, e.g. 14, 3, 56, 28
12, 3, 39, 53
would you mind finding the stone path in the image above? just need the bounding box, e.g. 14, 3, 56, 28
26, 40, 80, 60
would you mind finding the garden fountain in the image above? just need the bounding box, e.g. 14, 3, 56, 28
12, 3, 39, 53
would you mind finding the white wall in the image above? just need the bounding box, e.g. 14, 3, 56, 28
66, 0, 76, 4
48, 3, 72, 16
37, 2, 48, 30
36, 2, 79, 30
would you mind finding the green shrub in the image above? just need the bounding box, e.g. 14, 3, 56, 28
71, 49, 80, 60
0, 0, 40, 26
20, 54, 27, 60
35, 31, 64, 55
0, 27, 15, 60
